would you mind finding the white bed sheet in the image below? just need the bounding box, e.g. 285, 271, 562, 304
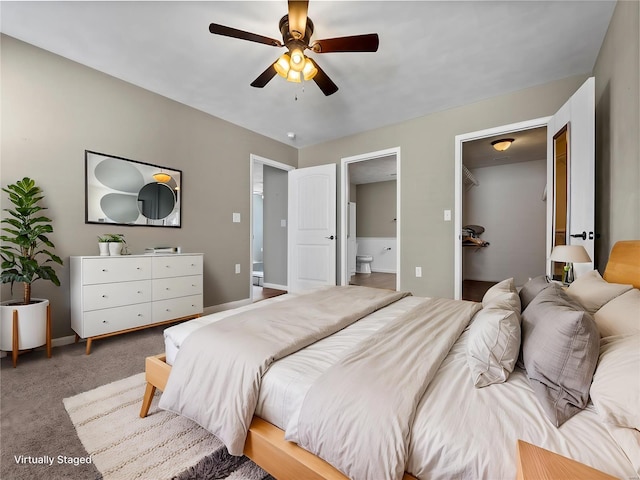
164, 295, 638, 480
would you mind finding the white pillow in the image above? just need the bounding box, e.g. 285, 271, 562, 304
594, 288, 640, 337
466, 307, 521, 388
482, 278, 521, 313
566, 270, 632, 315
590, 334, 640, 430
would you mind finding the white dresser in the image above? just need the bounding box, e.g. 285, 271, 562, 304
70, 254, 203, 354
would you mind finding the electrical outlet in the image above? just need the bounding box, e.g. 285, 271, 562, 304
415, 266, 422, 277
235, 264, 241, 274
233, 213, 241, 223
444, 209, 451, 221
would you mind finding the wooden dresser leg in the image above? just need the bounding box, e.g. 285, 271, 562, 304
140, 383, 156, 418
85, 338, 92, 355
46, 304, 52, 358
12, 309, 19, 368
74, 333, 80, 343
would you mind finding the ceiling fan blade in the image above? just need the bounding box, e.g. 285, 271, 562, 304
209, 23, 282, 47
250, 64, 278, 88
287, 0, 309, 39
311, 33, 379, 53
310, 60, 338, 96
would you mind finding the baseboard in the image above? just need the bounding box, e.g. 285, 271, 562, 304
371, 268, 397, 274
262, 282, 287, 291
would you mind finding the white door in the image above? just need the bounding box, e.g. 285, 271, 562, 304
288, 164, 337, 292
546, 77, 595, 278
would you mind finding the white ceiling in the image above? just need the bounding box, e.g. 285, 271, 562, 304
0, 1, 615, 148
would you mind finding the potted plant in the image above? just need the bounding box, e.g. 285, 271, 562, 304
97, 235, 110, 256
105, 233, 126, 256
0, 177, 63, 366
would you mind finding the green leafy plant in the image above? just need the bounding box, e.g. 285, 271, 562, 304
105, 233, 126, 243
1, 177, 63, 305
97, 235, 110, 243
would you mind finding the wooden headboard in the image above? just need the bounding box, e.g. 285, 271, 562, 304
603, 240, 640, 289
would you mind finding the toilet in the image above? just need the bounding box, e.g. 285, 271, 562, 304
356, 244, 374, 274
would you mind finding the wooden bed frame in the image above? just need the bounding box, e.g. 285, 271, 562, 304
139, 240, 639, 480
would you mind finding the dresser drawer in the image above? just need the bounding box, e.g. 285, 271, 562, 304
82, 303, 153, 337
152, 255, 203, 279
152, 295, 203, 323
152, 275, 203, 301
83, 280, 151, 311
82, 257, 152, 285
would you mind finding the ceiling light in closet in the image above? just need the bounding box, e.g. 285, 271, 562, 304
491, 138, 514, 151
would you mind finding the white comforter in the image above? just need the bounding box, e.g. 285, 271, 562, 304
158, 286, 407, 455
288, 297, 481, 480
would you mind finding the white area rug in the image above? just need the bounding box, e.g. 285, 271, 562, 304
64, 373, 271, 480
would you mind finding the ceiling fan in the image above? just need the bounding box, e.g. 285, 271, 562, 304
209, 0, 379, 96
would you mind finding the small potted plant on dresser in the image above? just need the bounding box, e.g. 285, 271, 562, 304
0, 177, 63, 367
97, 235, 110, 256
106, 233, 126, 256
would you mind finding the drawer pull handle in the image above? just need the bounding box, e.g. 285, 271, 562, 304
166, 287, 170, 291
137, 267, 141, 270
166, 308, 170, 312
102, 295, 107, 298
102, 269, 107, 272
138, 313, 143, 317
137, 291, 142, 294
102, 320, 108, 324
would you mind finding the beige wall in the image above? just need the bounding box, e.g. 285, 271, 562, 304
299, 75, 589, 298
593, 0, 640, 271
355, 181, 397, 238
0, 36, 297, 338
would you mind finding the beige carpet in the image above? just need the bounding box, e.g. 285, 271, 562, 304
63, 373, 271, 480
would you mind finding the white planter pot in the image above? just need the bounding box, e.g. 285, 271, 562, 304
0, 299, 49, 351
98, 242, 110, 256
108, 242, 123, 256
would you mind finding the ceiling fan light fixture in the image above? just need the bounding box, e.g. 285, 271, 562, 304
289, 48, 306, 72
287, 69, 302, 83
302, 58, 317, 81
274, 53, 291, 78
491, 138, 515, 151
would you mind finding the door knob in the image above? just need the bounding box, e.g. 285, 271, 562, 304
325, 235, 335, 240
570, 231, 587, 240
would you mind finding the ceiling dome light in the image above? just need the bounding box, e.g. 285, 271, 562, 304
274, 53, 291, 78
289, 48, 305, 72
491, 138, 515, 151
153, 172, 172, 183
302, 58, 318, 81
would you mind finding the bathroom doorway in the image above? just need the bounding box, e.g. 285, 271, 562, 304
340, 148, 401, 291
250, 155, 293, 302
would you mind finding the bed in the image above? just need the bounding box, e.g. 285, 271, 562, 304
140, 240, 640, 480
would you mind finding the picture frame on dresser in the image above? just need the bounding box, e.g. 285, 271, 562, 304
70, 253, 203, 354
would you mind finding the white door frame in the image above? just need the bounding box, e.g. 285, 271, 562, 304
249, 154, 294, 301
340, 147, 401, 290
453, 118, 550, 300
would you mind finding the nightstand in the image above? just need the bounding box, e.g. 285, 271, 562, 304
516, 440, 618, 480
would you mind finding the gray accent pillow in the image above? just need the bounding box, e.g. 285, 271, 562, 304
519, 275, 552, 310
521, 285, 600, 427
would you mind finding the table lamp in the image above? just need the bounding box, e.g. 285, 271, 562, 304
549, 245, 592, 284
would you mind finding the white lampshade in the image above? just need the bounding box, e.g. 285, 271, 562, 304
549, 245, 591, 263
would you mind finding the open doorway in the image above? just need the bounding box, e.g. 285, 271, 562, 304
454, 118, 550, 300
250, 155, 293, 302
340, 148, 401, 291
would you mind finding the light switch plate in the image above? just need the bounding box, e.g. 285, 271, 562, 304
235, 264, 241, 274
233, 213, 241, 223
444, 209, 452, 221
415, 266, 422, 277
